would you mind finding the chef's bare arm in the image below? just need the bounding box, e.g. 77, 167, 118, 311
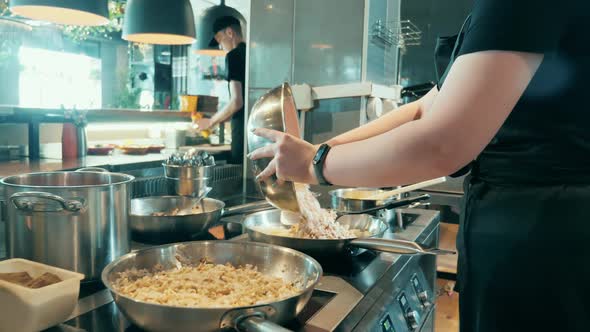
323, 51, 543, 187
326, 88, 438, 146
209, 80, 244, 127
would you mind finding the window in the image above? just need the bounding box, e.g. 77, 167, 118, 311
19, 46, 101, 109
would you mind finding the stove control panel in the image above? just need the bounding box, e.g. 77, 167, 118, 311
380, 314, 396, 332
350, 255, 436, 332
411, 274, 432, 308
398, 292, 421, 331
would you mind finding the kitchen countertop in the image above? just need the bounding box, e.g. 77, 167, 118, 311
0, 144, 231, 178
0, 154, 168, 178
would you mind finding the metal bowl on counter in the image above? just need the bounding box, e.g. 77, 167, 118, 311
163, 163, 213, 197
0, 170, 134, 281
247, 82, 302, 213
102, 241, 322, 332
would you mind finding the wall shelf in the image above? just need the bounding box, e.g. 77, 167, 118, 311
0, 107, 211, 160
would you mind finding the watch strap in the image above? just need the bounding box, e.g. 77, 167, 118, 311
313, 144, 332, 186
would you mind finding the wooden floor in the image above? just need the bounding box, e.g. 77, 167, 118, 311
435, 279, 459, 332
435, 222, 460, 332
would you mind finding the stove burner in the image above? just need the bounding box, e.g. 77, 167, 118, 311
316, 250, 378, 276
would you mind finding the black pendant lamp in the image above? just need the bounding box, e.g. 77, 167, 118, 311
9, 0, 109, 26
193, 0, 245, 56
123, 0, 196, 45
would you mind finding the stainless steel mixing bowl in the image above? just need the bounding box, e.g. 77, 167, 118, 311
247, 82, 301, 213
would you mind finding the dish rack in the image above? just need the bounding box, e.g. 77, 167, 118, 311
371, 20, 422, 49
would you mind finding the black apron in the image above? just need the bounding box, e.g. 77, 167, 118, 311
230, 113, 244, 164
435, 15, 590, 332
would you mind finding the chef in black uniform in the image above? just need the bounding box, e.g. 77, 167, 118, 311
249, 0, 590, 331
196, 16, 246, 164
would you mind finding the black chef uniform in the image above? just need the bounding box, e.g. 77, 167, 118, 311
435, 0, 590, 331
225, 42, 246, 164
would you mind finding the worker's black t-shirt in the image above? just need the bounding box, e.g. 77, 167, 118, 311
438, 0, 590, 185
437, 2, 590, 331
225, 42, 246, 164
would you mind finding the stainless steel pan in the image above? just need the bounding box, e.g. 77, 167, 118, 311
101, 241, 322, 332
130, 197, 272, 244
331, 188, 428, 213
242, 209, 455, 258
332, 193, 430, 217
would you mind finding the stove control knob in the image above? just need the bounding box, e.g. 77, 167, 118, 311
418, 290, 432, 308
406, 310, 421, 330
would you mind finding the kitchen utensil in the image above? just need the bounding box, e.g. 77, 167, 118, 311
163, 163, 213, 197
241, 209, 455, 259
76, 167, 108, 173
1, 171, 134, 281
330, 177, 446, 213
101, 241, 322, 332
76, 126, 87, 158
365, 177, 446, 200
87, 145, 114, 155
247, 82, 301, 214
335, 194, 430, 217
120, 145, 150, 155
282, 192, 429, 227
147, 144, 165, 153
0, 259, 84, 332
174, 186, 212, 215
130, 197, 272, 244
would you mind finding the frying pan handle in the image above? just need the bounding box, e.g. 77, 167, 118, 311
222, 200, 274, 217
350, 238, 456, 255
344, 194, 430, 215
236, 315, 292, 332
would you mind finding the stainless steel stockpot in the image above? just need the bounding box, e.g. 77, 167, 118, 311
1, 171, 134, 280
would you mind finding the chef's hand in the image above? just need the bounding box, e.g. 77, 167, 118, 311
248, 128, 319, 184
195, 118, 212, 131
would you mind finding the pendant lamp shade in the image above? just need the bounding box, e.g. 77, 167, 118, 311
193, 2, 245, 56
9, 0, 109, 26
122, 0, 196, 45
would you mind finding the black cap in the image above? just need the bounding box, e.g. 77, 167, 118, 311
209, 16, 241, 47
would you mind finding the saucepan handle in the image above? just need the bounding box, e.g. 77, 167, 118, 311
344, 194, 431, 215
222, 200, 274, 218
76, 167, 108, 172
236, 315, 292, 332
350, 238, 455, 256
10, 192, 85, 213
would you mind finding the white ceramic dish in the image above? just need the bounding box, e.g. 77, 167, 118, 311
0, 259, 84, 332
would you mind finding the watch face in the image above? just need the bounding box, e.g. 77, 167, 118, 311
313, 154, 321, 164
313, 145, 326, 164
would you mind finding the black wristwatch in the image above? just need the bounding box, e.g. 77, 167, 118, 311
312, 143, 332, 186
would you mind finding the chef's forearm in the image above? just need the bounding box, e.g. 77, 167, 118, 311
323, 119, 458, 187
325, 102, 420, 146
210, 98, 243, 127
326, 88, 437, 147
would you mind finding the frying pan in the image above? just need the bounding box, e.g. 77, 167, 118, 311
241, 209, 455, 259
102, 241, 322, 332
130, 196, 272, 243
